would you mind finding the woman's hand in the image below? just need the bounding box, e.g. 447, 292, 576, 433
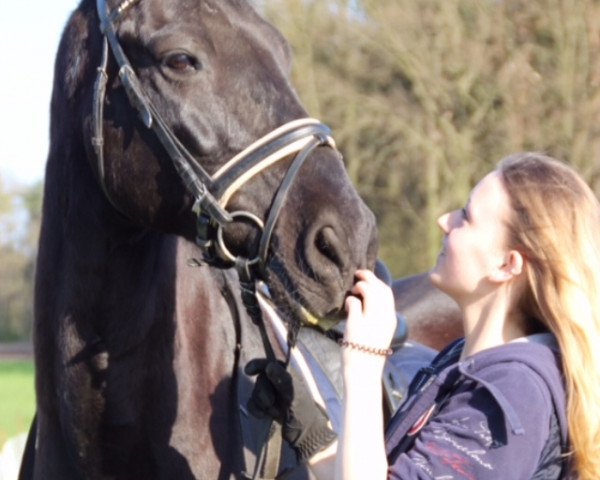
335, 269, 394, 480
344, 269, 397, 357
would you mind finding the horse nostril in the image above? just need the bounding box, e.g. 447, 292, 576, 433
315, 226, 346, 269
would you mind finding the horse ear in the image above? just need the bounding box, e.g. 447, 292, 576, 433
489, 250, 525, 283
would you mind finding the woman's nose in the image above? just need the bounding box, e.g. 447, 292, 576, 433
437, 212, 450, 233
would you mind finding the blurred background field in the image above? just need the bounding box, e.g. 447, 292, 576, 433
0, 360, 35, 447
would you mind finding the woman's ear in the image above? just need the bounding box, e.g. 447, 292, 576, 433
489, 250, 525, 283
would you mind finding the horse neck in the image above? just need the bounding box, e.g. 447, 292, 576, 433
37, 140, 219, 346
37, 132, 271, 464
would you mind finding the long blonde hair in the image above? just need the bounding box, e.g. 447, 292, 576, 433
499, 152, 600, 479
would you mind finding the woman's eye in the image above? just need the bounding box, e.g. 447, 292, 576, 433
164, 53, 199, 72
461, 208, 468, 220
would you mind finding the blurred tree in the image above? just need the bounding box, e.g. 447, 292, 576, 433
263, 0, 600, 276
0, 176, 42, 341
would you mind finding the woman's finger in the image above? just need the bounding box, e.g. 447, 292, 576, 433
353, 269, 374, 281
351, 278, 392, 315
345, 295, 363, 318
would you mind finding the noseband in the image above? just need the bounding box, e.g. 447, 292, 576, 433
92, 0, 338, 277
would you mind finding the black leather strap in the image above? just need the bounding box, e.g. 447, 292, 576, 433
258, 135, 327, 271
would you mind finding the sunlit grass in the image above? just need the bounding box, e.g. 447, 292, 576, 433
0, 361, 35, 446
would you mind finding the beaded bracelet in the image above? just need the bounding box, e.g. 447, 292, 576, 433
338, 339, 393, 357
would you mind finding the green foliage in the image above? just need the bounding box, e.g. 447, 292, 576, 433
0, 361, 35, 445
0, 179, 42, 341
264, 0, 600, 276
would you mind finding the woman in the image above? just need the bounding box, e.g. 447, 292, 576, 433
248, 153, 600, 479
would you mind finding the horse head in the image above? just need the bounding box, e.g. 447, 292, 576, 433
56, 0, 377, 330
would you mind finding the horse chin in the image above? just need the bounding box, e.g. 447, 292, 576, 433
298, 305, 341, 332
257, 280, 343, 334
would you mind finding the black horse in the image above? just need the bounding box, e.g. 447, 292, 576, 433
23, 0, 379, 478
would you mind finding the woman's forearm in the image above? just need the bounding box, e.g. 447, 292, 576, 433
307, 355, 389, 480
308, 270, 395, 480
337, 354, 388, 480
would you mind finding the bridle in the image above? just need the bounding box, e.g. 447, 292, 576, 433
92, 0, 338, 279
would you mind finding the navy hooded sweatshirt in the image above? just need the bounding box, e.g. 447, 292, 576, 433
384, 334, 569, 479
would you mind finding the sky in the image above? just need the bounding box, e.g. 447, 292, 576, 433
0, 0, 80, 187
0, 1, 358, 188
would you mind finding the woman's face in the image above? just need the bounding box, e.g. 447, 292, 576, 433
429, 170, 513, 305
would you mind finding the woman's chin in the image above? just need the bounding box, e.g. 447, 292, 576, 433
428, 269, 451, 296
428, 267, 442, 287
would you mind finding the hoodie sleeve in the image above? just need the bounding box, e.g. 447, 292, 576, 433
388, 361, 554, 480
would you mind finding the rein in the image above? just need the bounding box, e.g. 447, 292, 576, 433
92, 1, 339, 477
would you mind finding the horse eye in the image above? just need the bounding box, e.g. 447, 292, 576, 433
164, 53, 199, 72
